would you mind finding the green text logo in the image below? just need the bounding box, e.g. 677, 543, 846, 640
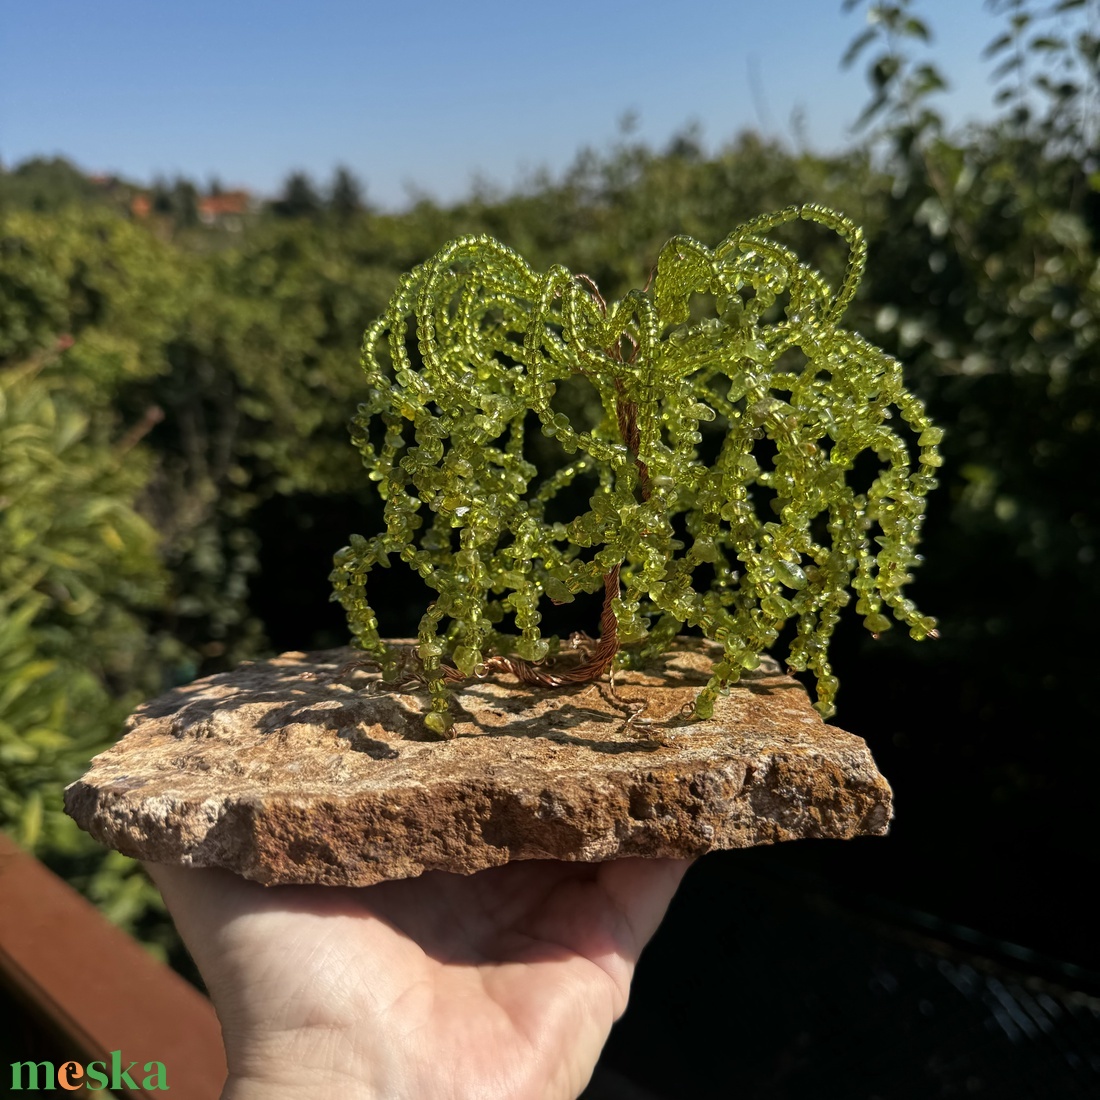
10, 1050, 169, 1091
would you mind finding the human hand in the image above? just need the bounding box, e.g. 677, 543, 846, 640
146, 856, 690, 1100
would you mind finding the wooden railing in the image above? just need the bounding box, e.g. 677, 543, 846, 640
0, 832, 226, 1097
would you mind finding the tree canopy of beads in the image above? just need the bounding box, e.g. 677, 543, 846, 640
330, 204, 941, 737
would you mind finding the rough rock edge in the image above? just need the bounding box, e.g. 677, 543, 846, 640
64, 642, 893, 886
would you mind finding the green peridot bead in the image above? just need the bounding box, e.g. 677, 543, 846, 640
452, 646, 481, 676
693, 537, 719, 563
773, 559, 808, 589
762, 593, 795, 619
423, 710, 454, 736
544, 576, 574, 603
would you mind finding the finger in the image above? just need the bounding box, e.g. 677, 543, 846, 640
596, 857, 694, 953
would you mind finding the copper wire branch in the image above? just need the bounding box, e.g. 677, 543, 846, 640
477, 566, 621, 686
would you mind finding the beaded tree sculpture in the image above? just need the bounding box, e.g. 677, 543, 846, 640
330, 204, 941, 737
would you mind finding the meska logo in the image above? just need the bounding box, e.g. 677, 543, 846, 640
9, 1050, 169, 1091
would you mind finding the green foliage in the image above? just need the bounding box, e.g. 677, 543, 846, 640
841, 0, 1100, 711
332, 206, 940, 733
841, 0, 944, 137
0, 205, 183, 376
0, 157, 113, 213
0, 349, 167, 937
273, 171, 324, 219
150, 176, 201, 227
330, 166, 367, 220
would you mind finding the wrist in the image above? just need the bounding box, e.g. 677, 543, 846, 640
217, 1029, 381, 1100
221, 1070, 377, 1100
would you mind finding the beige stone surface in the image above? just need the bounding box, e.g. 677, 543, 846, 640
64, 640, 893, 886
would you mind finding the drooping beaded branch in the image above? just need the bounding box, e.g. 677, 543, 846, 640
330, 204, 941, 736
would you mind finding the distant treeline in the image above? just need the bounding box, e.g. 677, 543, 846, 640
0, 155, 367, 225
2, 0, 1098, 966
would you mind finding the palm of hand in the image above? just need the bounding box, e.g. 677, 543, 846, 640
148, 857, 688, 1100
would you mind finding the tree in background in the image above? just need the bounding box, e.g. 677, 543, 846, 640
841, 0, 1099, 700
150, 176, 174, 217
329, 165, 366, 220
0, 157, 115, 213
170, 177, 200, 228
818, 0, 1100, 954
272, 170, 323, 219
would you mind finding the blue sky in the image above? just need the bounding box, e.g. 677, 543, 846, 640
2, 1, 1007, 210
